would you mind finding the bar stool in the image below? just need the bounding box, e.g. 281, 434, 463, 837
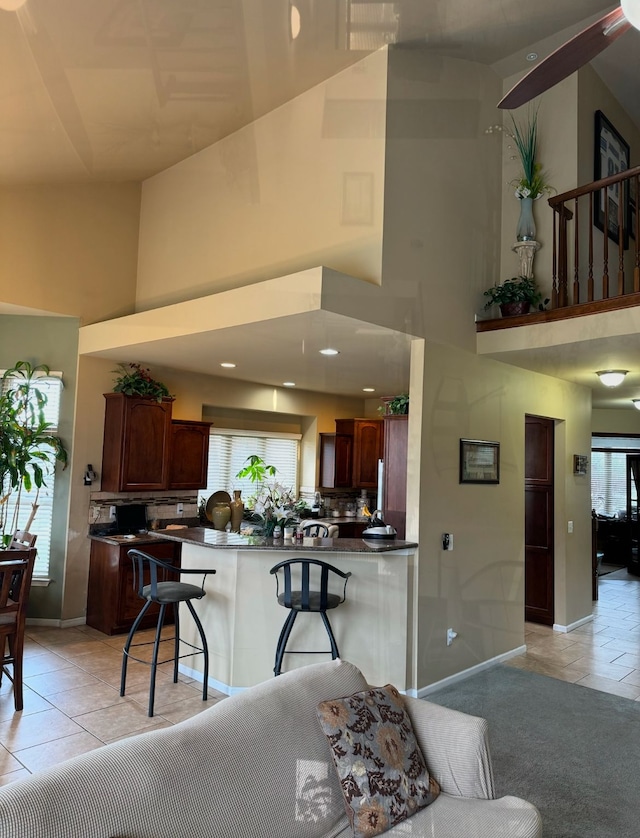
270, 558, 351, 676
301, 522, 330, 537
121, 548, 216, 717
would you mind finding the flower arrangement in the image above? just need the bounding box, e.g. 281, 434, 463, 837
508, 107, 553, 200
236, 455, 299, 535
112, 363, 172, 402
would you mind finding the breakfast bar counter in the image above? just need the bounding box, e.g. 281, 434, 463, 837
151, 527, 417, 693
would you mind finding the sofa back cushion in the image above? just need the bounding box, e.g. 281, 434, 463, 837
0, 659, 368, 838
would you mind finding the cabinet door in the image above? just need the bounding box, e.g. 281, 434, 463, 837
383, 415, 408, 538
119, 541, 181, 629
101, 394, 173, 492
169, 421, 211, 489
334, 434, 353, 488
352, 419, 383, 488
319, 433, 337, 489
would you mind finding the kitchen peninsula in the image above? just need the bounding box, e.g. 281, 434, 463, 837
152, 527, 417, 693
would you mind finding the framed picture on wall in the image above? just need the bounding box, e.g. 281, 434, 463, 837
594, 110, 631, 247
459, 439, 500, 484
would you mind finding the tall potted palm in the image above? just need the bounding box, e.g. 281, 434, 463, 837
0, 361, 68, 546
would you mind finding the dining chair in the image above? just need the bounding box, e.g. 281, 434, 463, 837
8, 531, 37, 550
0, 548, 37, 711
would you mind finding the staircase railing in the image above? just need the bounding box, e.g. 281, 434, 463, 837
549, 165, 640, 308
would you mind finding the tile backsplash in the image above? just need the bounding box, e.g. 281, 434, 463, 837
89, 491, 199, 530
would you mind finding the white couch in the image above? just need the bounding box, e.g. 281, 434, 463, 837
0, 659, 542, 838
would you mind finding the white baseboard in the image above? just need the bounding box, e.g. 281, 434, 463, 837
552, 614, 594, 633
410, 645, 527, 699
178, 663, 245, 696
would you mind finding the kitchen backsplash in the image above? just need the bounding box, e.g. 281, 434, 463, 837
89, 491, 199, 530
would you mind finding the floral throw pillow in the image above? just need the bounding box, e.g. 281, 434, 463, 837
316, 684, 440, 837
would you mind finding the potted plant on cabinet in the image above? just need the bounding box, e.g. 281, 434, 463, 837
0, 361, 68, 546
483, 276, 546, 317
111, 363, 172, 402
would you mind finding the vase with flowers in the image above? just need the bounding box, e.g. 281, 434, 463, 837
236, 455, 299, 536
508, 107, 553, 242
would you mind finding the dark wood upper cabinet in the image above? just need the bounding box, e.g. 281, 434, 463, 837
101, 394, 211, 492
169, 420, 212, 489
334, 419, 383, 489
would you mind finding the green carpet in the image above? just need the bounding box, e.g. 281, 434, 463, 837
428, 664, 640, 838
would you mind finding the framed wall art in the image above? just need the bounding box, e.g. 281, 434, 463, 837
573, 454, 588, 476
459, 439, 500, 484
594, 109, 630, 247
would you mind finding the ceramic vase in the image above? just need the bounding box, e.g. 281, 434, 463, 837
212, 502, 231, 531
516, 196, 536, 242
229, 490, 244, 532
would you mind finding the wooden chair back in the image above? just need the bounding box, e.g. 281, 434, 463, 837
0, 548, 37, 711
8, 530, 37, 550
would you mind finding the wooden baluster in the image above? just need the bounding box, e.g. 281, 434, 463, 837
634, 174, 640, 292
551, 208, 558, 308
557, 204, 570, 307
618, 185, 625, 295
603, 187, 609, 298
588, 192, 594, 302
573, 196, 580, 304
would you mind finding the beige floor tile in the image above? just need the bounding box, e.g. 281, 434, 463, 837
0, 708, 84, 751
25, 627, 89, 647
524, 645, 586, 666
68, 647, 127, 674
565, 657, 634, 681
0, 686, 53, 722
105, 720, 173, 743
49, 640, 114, 661
575, 674, 640, 700
620, 669, 640, 688
93, 659, 171, 690
24, 666, 104, 698
21, 650, 74, 679
157, 694, 220, 724
73, 700, 162, 741
0, 745, 24, 775
46, 681, 126, 717
125, 679, 204, 713
613, 652, 640, 668
15, 731, 104, 773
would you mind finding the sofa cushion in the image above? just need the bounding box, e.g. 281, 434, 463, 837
316, 684, 440, 838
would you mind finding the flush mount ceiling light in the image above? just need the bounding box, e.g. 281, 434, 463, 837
596, 369, 629, 387
633, 399, 640, 411
622, 0, 640, 30
0, 0, 27, 10
220, 362, 236, 368
282, 381, 296, 387
319, 348, 339, 356
289, 2, 301, 39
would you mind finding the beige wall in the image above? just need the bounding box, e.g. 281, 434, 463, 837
410, 342, 592, 689
592, 407, 640, 435
0, 184, 141, 324
136, 50, 388, 311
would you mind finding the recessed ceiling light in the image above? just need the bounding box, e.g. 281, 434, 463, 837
362, 388, 375, 393
283, 381, 296, 387
220, 362, 236, 368
526, 52, 538, 62
319, 348, 339, 356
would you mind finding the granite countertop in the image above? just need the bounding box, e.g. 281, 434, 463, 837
88, 532, 167, 546
152, 526, 417, 553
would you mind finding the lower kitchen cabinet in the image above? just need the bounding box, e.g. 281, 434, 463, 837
86, 538, 181, 635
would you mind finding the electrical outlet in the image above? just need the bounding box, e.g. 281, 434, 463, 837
177, 503, 184, 514
567, 520, 574, 533
442, 533, 453, 550
109, 506, 116, 519
446, 628, 458, 646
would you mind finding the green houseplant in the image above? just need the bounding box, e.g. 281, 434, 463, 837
112, 363, 172, 402
0, 361, 68, 545
483, 276, 545, 317
378, 394, 409, 415
235, 455, 298, 535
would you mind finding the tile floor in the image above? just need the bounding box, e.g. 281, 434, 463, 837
0, 623, 226, 786
1, 569, 639, 786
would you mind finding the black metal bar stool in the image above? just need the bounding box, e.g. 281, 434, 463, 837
121, 548, 216, 717
269, 558, 351, 676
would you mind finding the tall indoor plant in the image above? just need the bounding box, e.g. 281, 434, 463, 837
0, 361, 68, 545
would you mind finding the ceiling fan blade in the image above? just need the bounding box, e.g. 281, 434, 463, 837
498, 7, 631, 109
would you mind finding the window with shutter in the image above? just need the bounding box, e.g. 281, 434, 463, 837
1, 372, 63, 577
199, 430, 300, 507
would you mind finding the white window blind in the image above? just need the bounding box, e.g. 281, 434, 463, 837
1, 372, 63, 577
591, 450, 627, 515
200, 430, 300, 505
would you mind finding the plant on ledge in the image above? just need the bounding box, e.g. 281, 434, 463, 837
483, 276, 547, 317
111, 363, 172, 402
378, 394, 409, 416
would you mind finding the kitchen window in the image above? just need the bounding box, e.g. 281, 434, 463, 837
1, 371, 63, 577
200, 430, 300, 504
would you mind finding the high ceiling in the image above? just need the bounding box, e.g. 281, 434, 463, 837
2, 0, 639, 405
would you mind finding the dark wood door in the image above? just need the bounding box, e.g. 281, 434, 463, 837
525, 415, 554, 625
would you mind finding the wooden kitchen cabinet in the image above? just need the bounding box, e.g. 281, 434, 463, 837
335, 418, 383, 489
383, 415, 408, 538
86, 538, 181, 635
101, 394, 210, 492
169, 420, 212, 489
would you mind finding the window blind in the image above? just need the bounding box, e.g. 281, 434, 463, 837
1, 373, 63, 577
591, 450, 627, 516
200, 430, 300, 506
